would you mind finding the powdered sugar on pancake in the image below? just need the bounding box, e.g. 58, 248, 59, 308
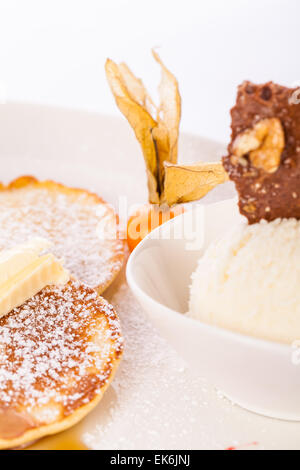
0, 279, 123, 419
0, 184, 124, 291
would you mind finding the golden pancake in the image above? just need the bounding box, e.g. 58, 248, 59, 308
0, 176, 125, 294
0, 279, 123, 450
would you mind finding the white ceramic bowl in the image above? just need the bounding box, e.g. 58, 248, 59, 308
127, 198, 300, 421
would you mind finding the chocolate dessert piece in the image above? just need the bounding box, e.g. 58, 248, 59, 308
223, 81, 300, 224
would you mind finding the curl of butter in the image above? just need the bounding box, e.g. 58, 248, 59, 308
0, 238, 69, 319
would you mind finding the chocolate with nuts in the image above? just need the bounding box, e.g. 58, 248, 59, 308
223, 81, 300, 224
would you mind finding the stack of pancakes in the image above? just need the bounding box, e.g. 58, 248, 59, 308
0, 177, 125, 449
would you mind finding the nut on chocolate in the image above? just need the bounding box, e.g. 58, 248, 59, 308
223, 81, 300, 224
231, 118, 284, 174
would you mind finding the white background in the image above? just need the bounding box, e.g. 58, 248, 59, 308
0, 0, 299, 143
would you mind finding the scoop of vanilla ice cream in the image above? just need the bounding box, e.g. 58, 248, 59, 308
189, 218, 300, 344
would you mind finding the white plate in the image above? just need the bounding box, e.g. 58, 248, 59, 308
1, 103, 300, 449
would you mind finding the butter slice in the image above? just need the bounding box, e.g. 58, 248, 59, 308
0, 238, 52, 284
0, 239, 69, 319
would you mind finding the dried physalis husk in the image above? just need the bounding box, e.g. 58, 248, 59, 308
152, 50, 181, 187
106, 53, 227, 206
117, 62, 156, 115
105, 52, 181, 203
105, 58, 160, 203
231, 118, 285, 173
162, 161, 229, 206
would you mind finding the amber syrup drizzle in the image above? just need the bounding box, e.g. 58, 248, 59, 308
26, 427, 88, 450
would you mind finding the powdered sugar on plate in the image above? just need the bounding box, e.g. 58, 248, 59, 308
81, 280, 228, 450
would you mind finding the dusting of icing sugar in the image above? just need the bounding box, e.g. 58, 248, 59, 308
0, 186, 124, 290
0, 279, 123, 420
82, 283, 230, 450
